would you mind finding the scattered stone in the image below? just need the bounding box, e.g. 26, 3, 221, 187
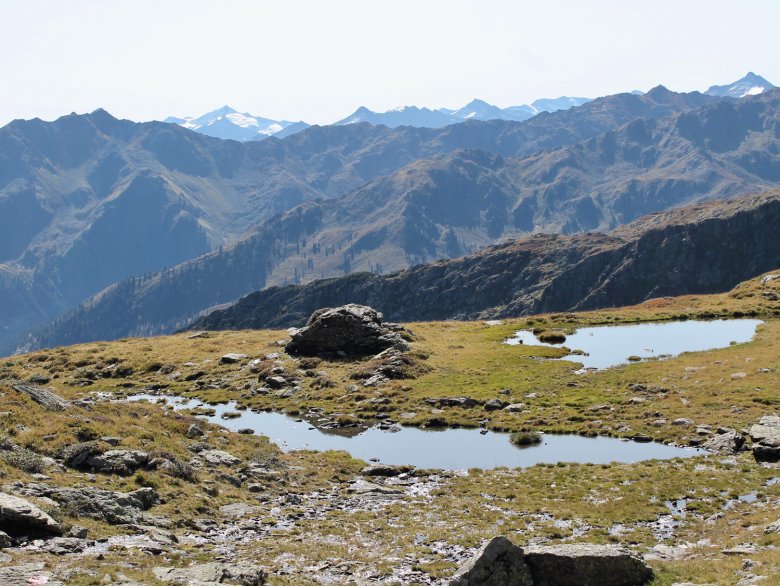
524, 543, 653, 586
504, 403, 526, 413
154, 561, 266, 585
0, 491, 62, 536
749, 416, 780, 462
200, 450, 241, 467
348, 479, 403, 497
187, 331, 211, 339
0, 562, 64, 586
0, 530, 12, 548
68, 525, 88, 538
484, 399, 509, 411
41, 536, 90, 555
286, 304, 409, 357
9, 381, 70, 411
764, 519, 780, 534
449, 536, 532, 586
220, 353, 247, 364
238, 428, 254, 435
672, 418, 693, 426
426, 397, 482, 409
187, 424, 206, 438
219, 502, 257, 518
360, 463, 414, 477
731, 372, 747, 379
702, 429, 746, 454
86, 449, 150, 475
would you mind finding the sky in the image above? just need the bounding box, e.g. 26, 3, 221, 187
0, 0, 778, 127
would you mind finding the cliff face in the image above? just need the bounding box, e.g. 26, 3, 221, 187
185, 191, 780, 330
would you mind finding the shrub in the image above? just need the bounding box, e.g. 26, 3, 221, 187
509, 431, 543, 447
2, 448, 45, 473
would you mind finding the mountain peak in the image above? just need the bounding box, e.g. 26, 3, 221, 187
706, 72, 775, 98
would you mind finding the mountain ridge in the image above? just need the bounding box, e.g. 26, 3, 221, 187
183, 188, 780, 331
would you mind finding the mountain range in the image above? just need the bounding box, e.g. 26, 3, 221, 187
164, 73, 773, 142
1, 84, 722, 353
21, 86, 780, 352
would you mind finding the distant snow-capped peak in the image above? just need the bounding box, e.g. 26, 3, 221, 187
705, 72, 775, 99
164, 106, 309, 141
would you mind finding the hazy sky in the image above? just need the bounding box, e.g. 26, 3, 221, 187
1, 0, 778, 126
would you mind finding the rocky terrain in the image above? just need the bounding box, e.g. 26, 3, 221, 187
0, 275, 779, 584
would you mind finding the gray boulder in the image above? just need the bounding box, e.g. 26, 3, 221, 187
7, 483, 159, 525
200, 449, 241, 467
450, 536, 533, 585
0, 492, 61, 537
749, 415, 780, 462
701, 429, 745, 454
85, 449, 150, 475
220, 353, 247, 364
286, 304, 409, 357
524, 543, 652, 586
10, 381, 70, 411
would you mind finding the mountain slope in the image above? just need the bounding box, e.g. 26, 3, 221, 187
0, 87, 721, 352
21, 89, 780, 352
186, 189, 780, 331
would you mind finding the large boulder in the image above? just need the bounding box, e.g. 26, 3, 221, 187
7, 482, 160, 525
750, 415, 780, 462
450, 536, 533, 585
524, 543, 652, 586
285, 304, 409, 357
0, 492, 62, 537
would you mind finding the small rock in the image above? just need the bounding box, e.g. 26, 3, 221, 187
484, 399, 509, 411
221, 353, 248, 364
186, 424, 206, 439
200, 450, 241, 467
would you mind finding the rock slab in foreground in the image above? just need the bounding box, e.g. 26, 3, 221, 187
450, 538, 652, 586
286, 304, 409, 357
449, 536, 533, 585
524, 543, 653, 586
0, 491, 62, 536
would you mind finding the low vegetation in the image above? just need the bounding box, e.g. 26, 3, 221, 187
0, 271, 777, 583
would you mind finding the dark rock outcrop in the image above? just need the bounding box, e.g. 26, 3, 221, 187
450, 536, 533, 585
524, 543, 653, 586
450, 538, 652, 586
285, 304, 409, 357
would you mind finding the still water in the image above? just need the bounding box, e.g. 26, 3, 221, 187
506, 319, 763, 370
128, 395, 703, 469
